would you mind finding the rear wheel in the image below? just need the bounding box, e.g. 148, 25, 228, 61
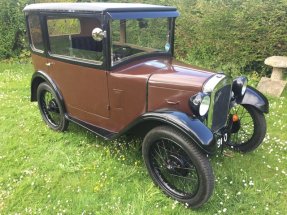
227, 104, 266, 153
142, 126, 214, 208
37, 82, 69, 131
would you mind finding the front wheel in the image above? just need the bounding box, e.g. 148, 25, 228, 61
142, 126, 214, 208
227, 104, 266, 153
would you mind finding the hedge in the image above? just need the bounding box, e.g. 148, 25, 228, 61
174, 0, 287, 75
1, 0, 287, 75
0, 0, 30, 59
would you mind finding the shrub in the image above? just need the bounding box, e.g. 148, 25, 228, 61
0, 0, 32, 59
179, 0, 287, 75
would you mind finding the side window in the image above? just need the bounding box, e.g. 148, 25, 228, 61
28, 15, 44, 52
47, 17, 103, 65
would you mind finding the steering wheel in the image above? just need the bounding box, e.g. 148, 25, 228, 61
113, 46, 133, 61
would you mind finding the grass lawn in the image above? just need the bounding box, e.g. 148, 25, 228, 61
0, 61, 286, 214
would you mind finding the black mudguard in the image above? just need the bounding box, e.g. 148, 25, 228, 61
118, 110, 216, 155
30, 71, 66, 112
235, 86, 269, 113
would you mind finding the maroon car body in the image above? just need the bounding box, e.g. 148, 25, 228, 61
24, 2, 269, 208
31, 53, 213, 132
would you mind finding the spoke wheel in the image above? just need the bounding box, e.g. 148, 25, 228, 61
40, 91, 61, 127
227, 104, 266, 153
143, 126, 214, 208
150, 138, 200, 198
37, 82, 68, 131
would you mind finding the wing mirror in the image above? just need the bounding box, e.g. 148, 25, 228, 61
92, 28, 105, 41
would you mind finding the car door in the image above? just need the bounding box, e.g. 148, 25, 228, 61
45, 15, 110, 123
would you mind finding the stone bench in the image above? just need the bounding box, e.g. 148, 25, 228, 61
257, 56, 287, 97
265, 56, 287, 80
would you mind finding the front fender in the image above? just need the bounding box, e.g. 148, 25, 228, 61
235, 86, 269, 113
118, 110, 216, 155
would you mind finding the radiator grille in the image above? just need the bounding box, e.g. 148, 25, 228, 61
211, 85, 232, 132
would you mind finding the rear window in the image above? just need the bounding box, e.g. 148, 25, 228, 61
28, 15, 44, 52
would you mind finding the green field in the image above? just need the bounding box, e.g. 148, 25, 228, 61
0, 61, 286, 214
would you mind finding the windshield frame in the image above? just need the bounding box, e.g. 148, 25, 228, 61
106, 12, 177, 70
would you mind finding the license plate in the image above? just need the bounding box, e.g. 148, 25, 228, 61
217, 132, 229, 148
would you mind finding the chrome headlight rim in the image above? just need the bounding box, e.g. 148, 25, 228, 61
199, 95, 211, 116
241, 78, 248, 96
232, 76, 248, 97
189, 92, 211, 117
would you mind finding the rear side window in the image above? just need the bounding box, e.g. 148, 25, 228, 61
47, 17, 103, 65
28, 15, 44, 52
47, 18, 80, 36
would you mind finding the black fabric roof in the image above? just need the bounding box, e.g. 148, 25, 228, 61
23, 3, 177, 13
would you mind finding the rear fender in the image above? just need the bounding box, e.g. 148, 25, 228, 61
31, 71, 66, 112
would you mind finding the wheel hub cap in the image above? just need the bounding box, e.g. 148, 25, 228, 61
166, 155, 188, 176
48, 99, 59, 113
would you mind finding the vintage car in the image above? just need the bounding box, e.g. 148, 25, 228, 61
24, 3, 269, 208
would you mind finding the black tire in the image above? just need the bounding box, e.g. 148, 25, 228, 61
227, 104, 266, 153
142, 126, 214, 208
37, 82, 69, 132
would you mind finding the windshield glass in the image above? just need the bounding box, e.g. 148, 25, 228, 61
110, 18, 171, 66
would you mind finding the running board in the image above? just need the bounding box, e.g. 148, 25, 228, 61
65, 115, 116, 140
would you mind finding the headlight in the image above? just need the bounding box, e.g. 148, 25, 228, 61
232, 76, 248, 97
189, 92, 211, 117
199, 95, 211, 116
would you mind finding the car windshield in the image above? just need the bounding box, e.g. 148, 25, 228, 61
110, 18, 171, 66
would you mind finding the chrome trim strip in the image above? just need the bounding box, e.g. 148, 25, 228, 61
203, 74, 226, 93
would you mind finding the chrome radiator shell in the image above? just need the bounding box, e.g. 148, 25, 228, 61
203, 74, 232, 132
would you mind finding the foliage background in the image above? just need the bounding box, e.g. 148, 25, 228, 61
1, 0, 287, 75
0, 1, 287, 214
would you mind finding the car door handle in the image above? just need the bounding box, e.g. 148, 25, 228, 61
166, 100, 180, 105
45, 62, 55, 67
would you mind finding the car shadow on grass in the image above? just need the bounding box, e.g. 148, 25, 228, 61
66, 121, 144, 165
